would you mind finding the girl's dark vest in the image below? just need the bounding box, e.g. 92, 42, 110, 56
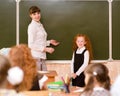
72, 49, 87, 87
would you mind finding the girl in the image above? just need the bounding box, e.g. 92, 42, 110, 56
0, 54, 24, 96
71, 34, 93, 87
8, 44, 38, 91
80, 63, 111, 96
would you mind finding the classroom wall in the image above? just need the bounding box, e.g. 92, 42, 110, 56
46, 61, 120, 83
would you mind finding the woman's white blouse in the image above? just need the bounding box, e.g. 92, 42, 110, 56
28, 20, 50, 59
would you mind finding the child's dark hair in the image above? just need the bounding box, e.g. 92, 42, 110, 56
29, 6, 41, 15
83, 63, 110, 93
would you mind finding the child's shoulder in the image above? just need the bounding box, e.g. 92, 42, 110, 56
92, 88, 111, 96
81, 89, 111, 96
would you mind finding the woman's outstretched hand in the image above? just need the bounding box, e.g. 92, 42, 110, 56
50, 39, 60, 46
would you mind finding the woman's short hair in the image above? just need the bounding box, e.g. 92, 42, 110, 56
29, 6, 41, 15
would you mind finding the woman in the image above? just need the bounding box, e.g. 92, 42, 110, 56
28, 6, 59, 71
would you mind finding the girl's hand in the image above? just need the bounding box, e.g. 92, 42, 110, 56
71, 73, 77, 79
50, 39, 60, 46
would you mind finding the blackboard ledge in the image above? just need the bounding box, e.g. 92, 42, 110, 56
45, 60, 117, 64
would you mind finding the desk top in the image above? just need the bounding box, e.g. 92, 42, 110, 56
23, 87, 81, 96
38, 70, 57, 77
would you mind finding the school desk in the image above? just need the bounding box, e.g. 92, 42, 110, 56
23, 86, 81, 96
38, 70, 57, 84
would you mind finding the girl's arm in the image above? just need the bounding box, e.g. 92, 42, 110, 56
71, 53, 77, 79
76, 51, 89, 76
71, 53, 74, 74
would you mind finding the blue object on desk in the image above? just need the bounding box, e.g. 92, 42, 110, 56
63, 84, 70, 93
0, 48, 11, 56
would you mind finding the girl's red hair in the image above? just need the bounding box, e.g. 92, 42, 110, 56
72, 34, 93, 63
9, 44, 37, 91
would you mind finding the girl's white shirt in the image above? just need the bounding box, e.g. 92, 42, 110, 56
93, 87, 104, 91
81, 86, 111, 96
110, 75, 120, 96
71, 46, 89, 75
28, 20, 50, 59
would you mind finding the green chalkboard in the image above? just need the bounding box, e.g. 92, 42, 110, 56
19, 1, 109, 60
0, 0, 120, 60
113, 1, 120, 60
0, 0, 16, 48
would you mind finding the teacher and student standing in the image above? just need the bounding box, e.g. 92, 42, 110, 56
27, 5, 92, 88
0, 5, 117, 96
27, 6, 113, 96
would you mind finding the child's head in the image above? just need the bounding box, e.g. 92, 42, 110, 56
73, 34, 93, 61
8, 44, 37, 91
84, 63, 110, 91
9, 44, 35, 68
0, 54, 24, 89
0, 54, 11, 84
73, 34, 90, 50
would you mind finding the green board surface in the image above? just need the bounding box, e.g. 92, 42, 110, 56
0, 0, 120, 60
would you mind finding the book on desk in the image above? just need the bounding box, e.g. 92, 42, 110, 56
47, 81, 64, 91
